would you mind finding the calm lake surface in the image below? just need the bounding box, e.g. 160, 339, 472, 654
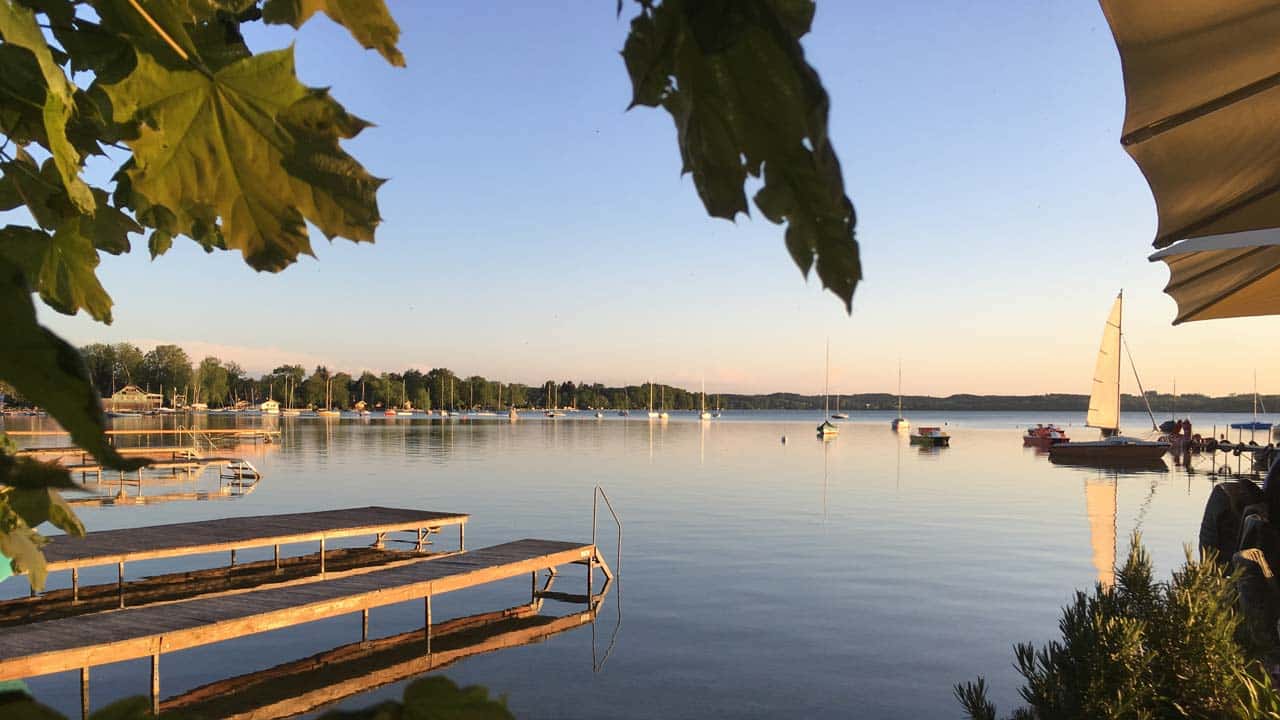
3, 410, 1267, 718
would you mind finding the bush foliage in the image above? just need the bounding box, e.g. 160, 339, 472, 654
956, 533, 1280, 719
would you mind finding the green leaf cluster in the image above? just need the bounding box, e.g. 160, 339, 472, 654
0, 432, 84, 591
0, 0, 399, 473
955, 533, 1280, 719
621, 0, 861, 311
0, 0, 401, 586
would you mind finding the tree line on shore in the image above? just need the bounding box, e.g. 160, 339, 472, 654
0, 342, 1276, 414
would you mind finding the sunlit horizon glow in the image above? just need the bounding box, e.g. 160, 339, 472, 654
30, 3, 1280, 398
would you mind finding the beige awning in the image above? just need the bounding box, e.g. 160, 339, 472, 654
1103, 1, 1280, 247
1149, 229, 1280, 323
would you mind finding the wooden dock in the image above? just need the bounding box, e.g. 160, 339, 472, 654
65, 485, 257, 507
0, 538, 611, 715
0, 500, 621, 717
6, 428, 281, 439
29, 506, 469, 604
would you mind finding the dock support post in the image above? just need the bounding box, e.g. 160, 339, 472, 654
72, 567, 79, 603
117, 562, 125, 608
424, 596, 432, 653
416, 528, 424, 552
150, 653, 160, 716
230, 548, 237, 567
587, 551, 593, 599
319, 537, 326, 575
362, 608, 369, 642
80, 667, 89, 720
459, 524, 465, 551
274, 544, 280, 572
531, 571, 537, 602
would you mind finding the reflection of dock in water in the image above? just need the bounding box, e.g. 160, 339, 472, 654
163, 593, 603, 719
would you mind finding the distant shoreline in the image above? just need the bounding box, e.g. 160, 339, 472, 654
711, 392, 1273, 413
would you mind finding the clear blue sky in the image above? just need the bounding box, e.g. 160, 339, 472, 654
33, 2, 1276, 396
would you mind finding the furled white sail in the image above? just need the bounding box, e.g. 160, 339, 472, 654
1086, 293, 1123, 432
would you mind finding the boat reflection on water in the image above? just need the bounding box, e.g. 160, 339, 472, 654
1075, 464, 1165, 590
1085, 477, 1118, 589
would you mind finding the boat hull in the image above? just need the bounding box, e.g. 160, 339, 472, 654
1023, 435, 1069, 448
1048, 438, 1169, 466
891, 418, 909, 431
909, 435, 950, 447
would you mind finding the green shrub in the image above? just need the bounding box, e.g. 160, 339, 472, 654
956, 533, 1280, 719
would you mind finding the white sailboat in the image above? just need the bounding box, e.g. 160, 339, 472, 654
831, 392, 848, 420
647, 380, 659, 419
545, 381, 565, 418
700, 377, 712, 420
1049, 291, 1169, 465
659, 384, 669, 420
890, 361, 908, 431
817, 341, 839, 438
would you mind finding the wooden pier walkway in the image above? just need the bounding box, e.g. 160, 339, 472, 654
0, 538, 609, 683
29, 507, 469, 603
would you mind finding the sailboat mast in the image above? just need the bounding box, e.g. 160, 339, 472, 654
824, 340, 830, 416
897, 361, 903, 417
1116, 290, 1123, 434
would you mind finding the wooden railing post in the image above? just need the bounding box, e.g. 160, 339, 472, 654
80, 667, 89, 720
424, 596, 432, 653
150, 653, 160, 716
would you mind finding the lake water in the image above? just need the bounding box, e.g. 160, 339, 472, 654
2, 410, 1268, 718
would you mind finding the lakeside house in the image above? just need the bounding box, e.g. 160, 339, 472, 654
104, 385, 162, 412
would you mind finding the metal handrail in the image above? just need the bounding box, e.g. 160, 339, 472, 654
592, 485, 621, 579
591, 485, 622, 673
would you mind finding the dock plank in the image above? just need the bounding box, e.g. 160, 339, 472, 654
0, 539, 595, 680
38, 507, 468, 572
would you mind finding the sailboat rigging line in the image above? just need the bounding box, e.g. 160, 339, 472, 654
1121, 335, 1159, 431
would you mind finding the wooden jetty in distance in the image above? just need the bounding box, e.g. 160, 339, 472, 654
0, 506, 615, 716
6, 428, 281, 441
16, 427, 277, 489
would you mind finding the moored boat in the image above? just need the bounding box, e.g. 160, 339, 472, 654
1047, 291, 1169, 466
1048, 436, 1168, 465
891, 361, 908, 431
910, 426, 950, 447
817, 341, 839, 437
816, 420, 839, 438
1023, 424, 1070, 448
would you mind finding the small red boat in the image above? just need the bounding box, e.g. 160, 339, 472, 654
1023, 424, 1070, 448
